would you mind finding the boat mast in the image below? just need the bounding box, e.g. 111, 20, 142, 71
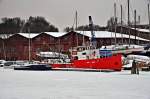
148, 4, 150, 41
2, 39, 6, 60
138, 16, 140, 24
28, 28, 31, 62
137, 15, 140, 45
82, 27, 85, 46
121, 4, 123, 44
114, 3, 117, 46
75, 11, 79, 46
128, 0, 131, 46
134, 10, 137, 44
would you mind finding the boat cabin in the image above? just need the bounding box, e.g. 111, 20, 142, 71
70, 46, 113, 60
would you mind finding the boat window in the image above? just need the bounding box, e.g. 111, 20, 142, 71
82, 52, 86, 55
74, 56, 78, 60
79, 48, 82, 51
100, 56, 103, 58
126, 46, 129, 49
86, 56, 89, 59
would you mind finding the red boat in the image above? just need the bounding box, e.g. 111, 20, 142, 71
52, 46, 122, 71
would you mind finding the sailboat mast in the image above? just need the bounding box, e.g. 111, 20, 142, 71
28, 28, 31, 62
75, 11, 78, 30
134, 10, 137, 44
75, 11, 79, 46
128, 0, 130, 25
2, 40, 6, 60
114, 3, 117, 46
148, 4, 150, 40
137, 15, 140, 45
138, 16, 140, 24
121, 4, 123, 44
128, 0, 131, 46
82, 27, 85, 46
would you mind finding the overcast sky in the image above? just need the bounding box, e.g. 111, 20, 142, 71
0, 0, 149, 31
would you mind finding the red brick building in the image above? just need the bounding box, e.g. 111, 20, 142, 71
0, 31, 149, 60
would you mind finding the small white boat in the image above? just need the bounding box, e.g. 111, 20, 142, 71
14, 63, 52, 70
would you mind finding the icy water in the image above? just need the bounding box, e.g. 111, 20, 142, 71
0, 67, 150, 99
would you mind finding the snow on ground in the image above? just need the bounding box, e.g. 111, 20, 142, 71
0, 67, 150, 99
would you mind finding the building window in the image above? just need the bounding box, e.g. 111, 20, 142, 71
36, 37, 41, 41
11, 48, 16, 53
50, 37, 54, 42
63, 36, 68, 41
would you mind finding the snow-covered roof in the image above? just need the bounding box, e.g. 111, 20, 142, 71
44, 32, 67, 37
0, 34, 14, 39
76, 31, 150, 41
17, 32, 67, 38
0, 31, 149, 41
137, 28, 150, 33
131, 28, 150, 33
18, 33, 39, 39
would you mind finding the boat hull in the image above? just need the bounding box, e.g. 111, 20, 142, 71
52, 54, 122, 71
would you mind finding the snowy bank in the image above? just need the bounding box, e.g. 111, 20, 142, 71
0, 68, 150, 99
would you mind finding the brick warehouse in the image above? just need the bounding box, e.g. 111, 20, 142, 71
0, 31, 149, 61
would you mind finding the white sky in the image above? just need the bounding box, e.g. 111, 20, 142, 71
0, 0, 149, 31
